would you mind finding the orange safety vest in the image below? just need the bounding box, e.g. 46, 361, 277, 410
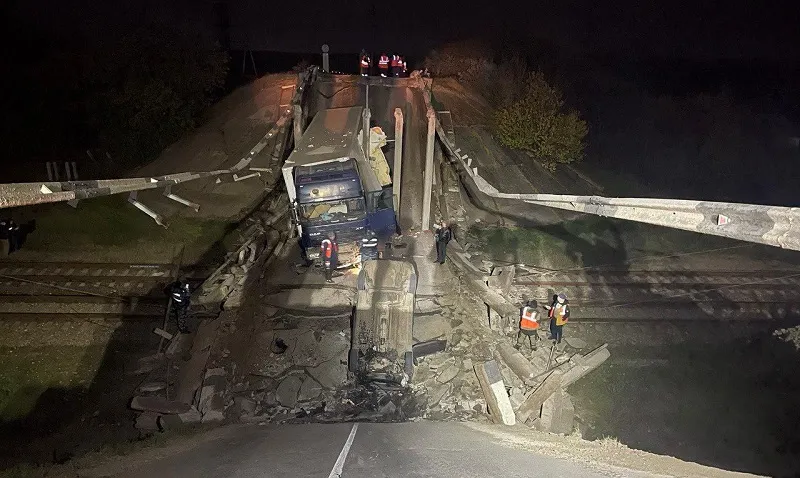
379, 56, 389, 67
390, 56, 398, 68
519, 306, 539, 331
360, 58, 369, 67
320, 239, 338, 259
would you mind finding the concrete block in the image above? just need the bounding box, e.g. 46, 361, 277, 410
497, 342, 538, 385
436, 363, 460, 384
473, 360, 515, 425
135, 411, 160, 431
537, 390, 574, 435
276, 376, 302, 407
298, 377, 323, 402
515, 370, 563, 424
561, 344, 610, 389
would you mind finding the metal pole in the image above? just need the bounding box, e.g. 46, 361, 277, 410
422, 109, 436, 231
393, 108, 404, 215
321, 44, 330, 73
362, 85, 371, 159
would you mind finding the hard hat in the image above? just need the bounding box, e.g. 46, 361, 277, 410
557, 293, 566, 303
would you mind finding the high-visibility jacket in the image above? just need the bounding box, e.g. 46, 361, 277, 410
378, 56, 389, 68
360, 57, 369, 67
549, 303, 569, 326
390, 56, 399, 68
519, 306, 539, 331
361, 236, 378, 249
402, 59, 407, 72
320, 238, 338, 260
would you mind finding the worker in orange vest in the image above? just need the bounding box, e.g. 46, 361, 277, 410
401, 56, 408, 76
390, 54, 401, 77
545, 293, 569, 345
378, 53, 389, 77
517, 300, 540, 350
320, 232, 339, 283
359, 50, 371, 76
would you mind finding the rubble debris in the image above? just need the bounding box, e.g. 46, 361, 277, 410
413, 339, 447, 363
271, 337, 288, 354
276, 376, 303, 407
158, 407, 202, 431
128, 353, 164, 375
515, 370, 563, 423
198, 368, 228, 423
487, 265, 515, 296
473, 360, 515, 426
233, 396, 257, 417
436, 363, 460, 384
412, 315, 450, 342
130, 396, 191, 415
298, 376, 323, 402
135, 411, 160, 431
175, 319, 219, 404
137, 381, 167, 393
308, 359, 347, 390
536, 389, 575, 435
496, 342, 538, 385
415, 298, 443, 315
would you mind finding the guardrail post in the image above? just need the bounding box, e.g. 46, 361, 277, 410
393, 108, 404, 215
422, 109, 436, 231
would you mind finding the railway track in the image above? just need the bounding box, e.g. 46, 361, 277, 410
0, 261, 211, 322
513, 269, 800, 321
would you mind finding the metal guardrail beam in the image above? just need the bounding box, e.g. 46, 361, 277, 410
0, 67, 318, 216
419, 77, 800, 252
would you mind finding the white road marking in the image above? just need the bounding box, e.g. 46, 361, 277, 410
327, 423, 359, 478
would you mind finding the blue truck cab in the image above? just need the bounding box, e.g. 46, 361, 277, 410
282, 106, 396, 266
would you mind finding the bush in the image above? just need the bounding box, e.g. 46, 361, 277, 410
492, 71, 588, 170
423, 40, 493, 82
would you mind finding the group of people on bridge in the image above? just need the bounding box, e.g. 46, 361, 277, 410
360, 50, 408, 78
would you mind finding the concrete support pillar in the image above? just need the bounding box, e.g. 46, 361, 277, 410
293, 105, 303, 145
393, 108, 404, 214
421, 109, 436, 231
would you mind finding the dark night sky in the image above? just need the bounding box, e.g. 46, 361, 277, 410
6, 0, 800, 60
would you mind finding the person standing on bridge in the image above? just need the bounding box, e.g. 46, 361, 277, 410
378, 53, 389, 77
0, 218, 8, 256
169, 279, 192, 334
545, 293, 569, 345
359, 50, 371, 76
401, 56, 408, 77
433, 220, 452, 264
321, 232, 339, 283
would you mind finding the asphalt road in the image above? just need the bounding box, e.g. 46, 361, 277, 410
112, 422, 654, 477
310, 75, 427, 232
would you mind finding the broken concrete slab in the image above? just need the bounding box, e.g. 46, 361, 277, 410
412, 315, 450, 342
130, 396, 191, 415
436, 363, 460, 384
515, 370, 563, 424
201, 409, 225, 423
497, 342, 538, 385
137, 382, 167, 393
297, 376, 323, 402
561, 343, 610, 389
473, 360, 515, 426
415, 298, 443, 315
175, 319, 219, 404
276, 376, 302, 407
487, 265, 515, 296
307, 359, 347, 390
537, 389, 575, 435
233, 396, 257, 416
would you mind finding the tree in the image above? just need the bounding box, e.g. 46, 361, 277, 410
492, 72, 587, 170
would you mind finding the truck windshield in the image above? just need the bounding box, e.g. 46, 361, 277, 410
299, 198, 365, 223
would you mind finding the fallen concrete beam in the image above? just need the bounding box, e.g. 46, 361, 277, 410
130, 396, 192, 415
474, 360, 515, 425
536, 389, 575, 434
515, 370, 563, 424
497, 342, 538, 386
561, 343, 611, 389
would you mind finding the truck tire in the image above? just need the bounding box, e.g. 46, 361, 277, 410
348, 348, 360, 373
